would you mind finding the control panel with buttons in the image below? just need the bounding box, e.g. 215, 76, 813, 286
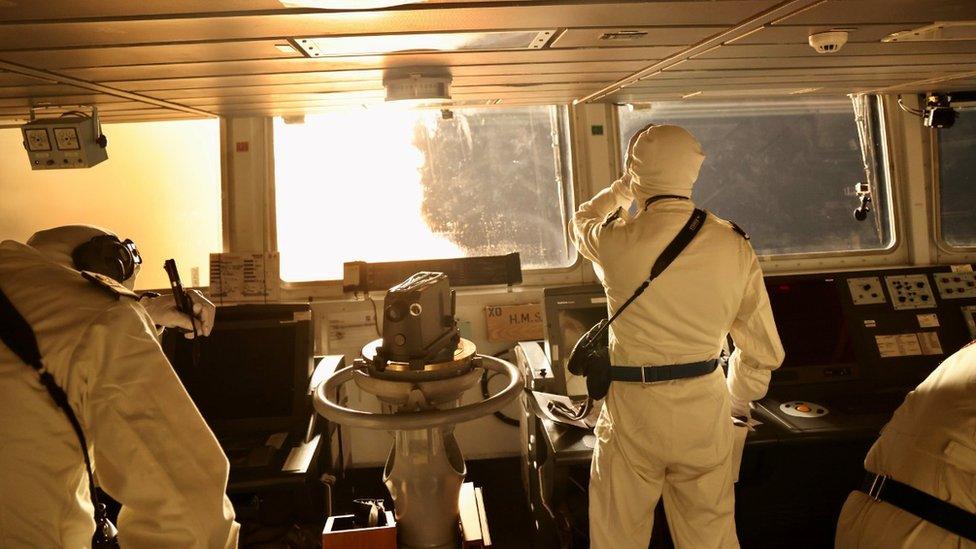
884, 274, 936, 310
847, 277, 886, 305
933, 271, 976, 300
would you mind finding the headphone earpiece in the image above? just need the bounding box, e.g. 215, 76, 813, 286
71, 235, 139, 283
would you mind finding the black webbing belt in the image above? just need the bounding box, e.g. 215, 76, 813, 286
611, 358, 719, 383
0, 287, 117, 544
859, 471, 976, 542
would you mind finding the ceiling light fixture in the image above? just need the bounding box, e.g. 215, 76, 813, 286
279, 0, 426, 9
292, 30, 553, 58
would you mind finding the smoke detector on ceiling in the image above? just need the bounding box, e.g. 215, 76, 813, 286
384, 74, 452, 104
808, 30, 848, 54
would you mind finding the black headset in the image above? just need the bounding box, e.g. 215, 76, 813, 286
71, 235, 142, 283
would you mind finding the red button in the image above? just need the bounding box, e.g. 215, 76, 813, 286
795, 404, 812, 413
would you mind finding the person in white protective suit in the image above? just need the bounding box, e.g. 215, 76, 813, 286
571, 125, 785, 548
835, 340, 976, 549
0, 225, 239, 548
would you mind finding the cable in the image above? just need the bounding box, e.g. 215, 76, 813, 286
481, 351, 520, 427
897, 96, 925, 118
360, 292, 381, 337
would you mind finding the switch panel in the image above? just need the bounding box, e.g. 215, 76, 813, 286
847, 276, 886, 305
933, 271, 976, 299
885, 274, 936, 310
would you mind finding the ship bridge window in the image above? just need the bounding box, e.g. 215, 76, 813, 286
616, 97, 893, 256
937, 105, 976, 248
0, 119, 222, 290
273, 105, 575, 282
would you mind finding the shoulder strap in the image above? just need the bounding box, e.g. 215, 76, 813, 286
604, 208, 708, 329
0, 287, 108, 525
728, 220, 750, 240
82, 270, 139, 300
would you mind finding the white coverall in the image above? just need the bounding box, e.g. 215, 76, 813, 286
571, 125, 784, 548
0, 240, 239, 548
835, 341, 976, 549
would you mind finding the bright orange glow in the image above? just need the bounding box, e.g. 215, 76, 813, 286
274, 106, 462, 281
0, 120, 222, 290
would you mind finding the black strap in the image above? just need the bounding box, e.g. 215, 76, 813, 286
611, 359, 718, 383
859, 472, 976, 542
597, 208, 707, 341
643, 194, 689, 210
0, 287, 108, 525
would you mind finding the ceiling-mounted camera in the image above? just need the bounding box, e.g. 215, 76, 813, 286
896, 92, 976, 130
853, 182, 872, 222
923, 94, 956, 129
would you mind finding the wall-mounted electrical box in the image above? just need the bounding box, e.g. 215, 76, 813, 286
21, 108, 108, 170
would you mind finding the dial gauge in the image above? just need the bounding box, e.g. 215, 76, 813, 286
54, 127, 81, 150
24, 128, 51, 151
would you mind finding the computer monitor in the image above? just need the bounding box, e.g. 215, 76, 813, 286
163, 303, 314, 435
765, 277, 857, 384
542, 284, 608, 396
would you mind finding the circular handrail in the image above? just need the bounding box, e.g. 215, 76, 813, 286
314, 355, 524, 430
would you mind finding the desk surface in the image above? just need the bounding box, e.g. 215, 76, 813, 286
535, 392, 894, 466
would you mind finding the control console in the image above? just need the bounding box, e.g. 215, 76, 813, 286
757, 264, 976, 435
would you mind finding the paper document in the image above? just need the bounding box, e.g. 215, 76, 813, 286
532, 391, 601, 429
209, 252, 280, 304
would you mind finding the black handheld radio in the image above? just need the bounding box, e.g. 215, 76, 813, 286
163, 259, 197, 338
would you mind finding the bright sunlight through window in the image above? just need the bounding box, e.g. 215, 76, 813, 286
274, 105, 574, 282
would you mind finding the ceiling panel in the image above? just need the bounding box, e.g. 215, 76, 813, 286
654, 64, 976, 79
731, 24, 915, 45
0, 71, 59, 86
0, 100, 157, 117
625, 73, 947, 89
0, 93, 133, 108
0, 2, 777, 50
0, 40, 302, 69
54, 47, 681, 82
551, 26, 719, 48
0, 83, 101, 99
0, 0, 974, 123
696, 41, 976, 59
782, 0, 976, 26
102, 62, 645, 91
0, 0, 558, 22
679, 54, 976, 71
141, 73, 625, 100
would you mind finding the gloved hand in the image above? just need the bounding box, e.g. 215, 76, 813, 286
142, 289, 216, 339
730, 395, 752, 421
610, 172, 635, 202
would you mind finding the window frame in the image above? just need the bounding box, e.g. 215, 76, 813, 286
609, 95, 907, 271
929, 104, 976, 256
269, 104, 586, 292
